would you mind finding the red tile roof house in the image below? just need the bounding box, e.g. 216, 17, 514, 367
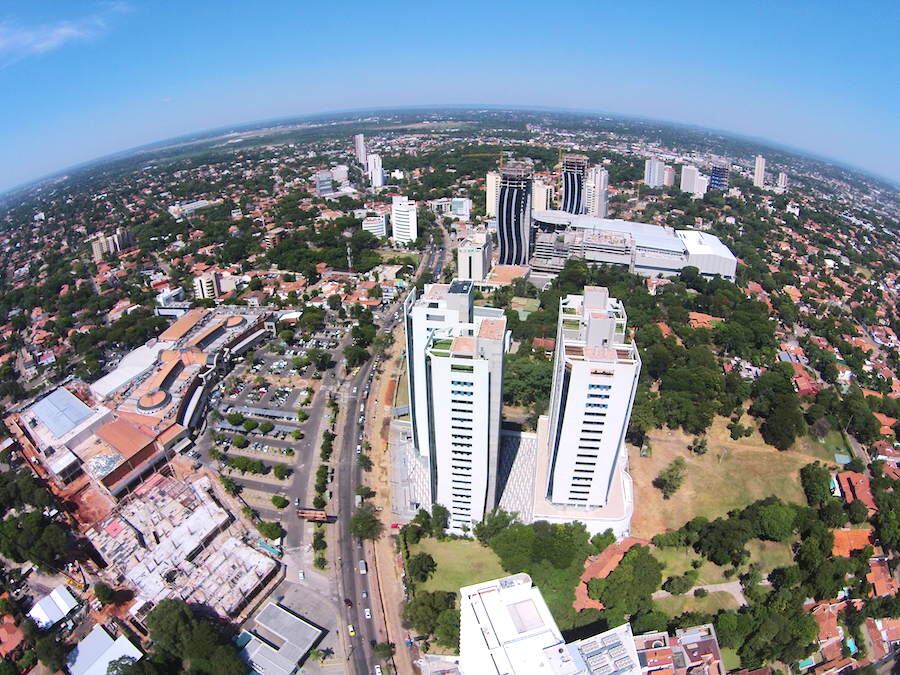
866, 558, 899, 597
836, 471, 878, 516
572, 537, 649, 612
873, 412, 897, 437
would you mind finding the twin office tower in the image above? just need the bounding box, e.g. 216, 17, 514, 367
487, 154, 609, 266
403, 280, 640, 536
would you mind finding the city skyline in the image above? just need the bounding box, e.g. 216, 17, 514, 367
1, 1, 898, 193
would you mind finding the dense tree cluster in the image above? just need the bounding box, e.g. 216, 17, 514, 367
108, 599, 245, 675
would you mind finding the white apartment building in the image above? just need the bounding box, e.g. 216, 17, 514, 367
485, 170, 501, 217
753, 154, 766, 188
680, 165, 699, 193
362, 214, 387, 239
531, 178, 555, 212
404, 280, 507, 534
584, 166, 609, 218
643, 158, 667, 188
546, 287, 640, 508
680, 165, 708, 198
777, 171, 788, 190
390, 195, 418, 244
366, 153, 384, 188
353, 133, 366, 164
457, 231, 492, 282
193, 272, 221, 301
459, 573, 571, 675
459, 573, 640, 675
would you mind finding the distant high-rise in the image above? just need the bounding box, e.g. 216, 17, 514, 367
366, 153, 384, 188
753, 154, 766, 188
561, 154, 589, 214
390, 195, 418, 244
584, 166, 609, 218
485, 170, 501, 218
353, 133, 367, 164
709, 163, 729, 191
680, 165, 708, 198
777, 171, 788, 190
643, 158, 666, 188
404, 281, 508, 534
314, 170, 333, 196
663, 165, 675, 188
531, 178, 554, 212
497, 161, 533, 266
680, 165, 699, 193
546, 287, 640, 508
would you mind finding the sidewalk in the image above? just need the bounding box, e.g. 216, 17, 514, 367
365, 324, 417, 675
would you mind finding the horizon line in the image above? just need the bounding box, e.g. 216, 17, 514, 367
2, 103, 898, 201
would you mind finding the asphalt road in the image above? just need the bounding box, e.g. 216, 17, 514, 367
336, 237, 446, 674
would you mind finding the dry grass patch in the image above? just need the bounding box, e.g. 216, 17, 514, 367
630, 417, 832, 538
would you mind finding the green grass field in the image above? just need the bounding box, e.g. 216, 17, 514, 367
720, 647, 741, 671
412, 538, 506, 595
654, 591, 739, 616
654, 538, 795, 587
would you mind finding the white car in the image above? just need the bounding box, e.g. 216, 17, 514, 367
297, 570, 305, 580
364, 608, 372, 620
375, 666, 383, 675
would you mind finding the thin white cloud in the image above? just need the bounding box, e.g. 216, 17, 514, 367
0, 2, 128, 68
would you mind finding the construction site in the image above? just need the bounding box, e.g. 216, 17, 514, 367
86, 473, 278, 621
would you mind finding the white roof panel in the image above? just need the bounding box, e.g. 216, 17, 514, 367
29, 389, 93, 439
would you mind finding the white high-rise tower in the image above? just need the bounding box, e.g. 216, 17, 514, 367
545, 287, 640, 508
353, 133, 367, 164
403, 280, 508, 534
643, 158, 666, 188
584, 166, 609, 218
753, 154, 766, 188
367, 153, 384, 188
390, 195, 418, 244
485, 170, 501, 218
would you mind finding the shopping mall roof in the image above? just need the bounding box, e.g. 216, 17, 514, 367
29, 388, 93, 439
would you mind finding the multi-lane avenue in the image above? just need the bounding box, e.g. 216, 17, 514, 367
336, 236, 447, 674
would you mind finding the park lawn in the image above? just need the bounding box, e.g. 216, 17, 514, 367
745, 539, 795, 576
654, 591, 739, 616
412, 538, 506, 595
630, 416, 828, 538
795, 430, 852, 462
721, 647, 741, 671
378, 250, 421, 267
654, 538, 794, 588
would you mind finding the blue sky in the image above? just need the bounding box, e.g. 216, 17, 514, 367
1, 1, 898, 192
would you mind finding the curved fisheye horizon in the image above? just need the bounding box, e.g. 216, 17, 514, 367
1, 2, 898, 193
2, 4, 900, 675
4, 103, 900, 199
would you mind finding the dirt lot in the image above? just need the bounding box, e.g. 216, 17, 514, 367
629, 416, 835, 538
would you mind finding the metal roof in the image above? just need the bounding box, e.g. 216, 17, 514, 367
29, 388, 94, 439
67, 625, 142, 675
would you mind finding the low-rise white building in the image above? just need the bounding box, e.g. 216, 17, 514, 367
457, 231, 492, 282
362, 214, 387, 239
